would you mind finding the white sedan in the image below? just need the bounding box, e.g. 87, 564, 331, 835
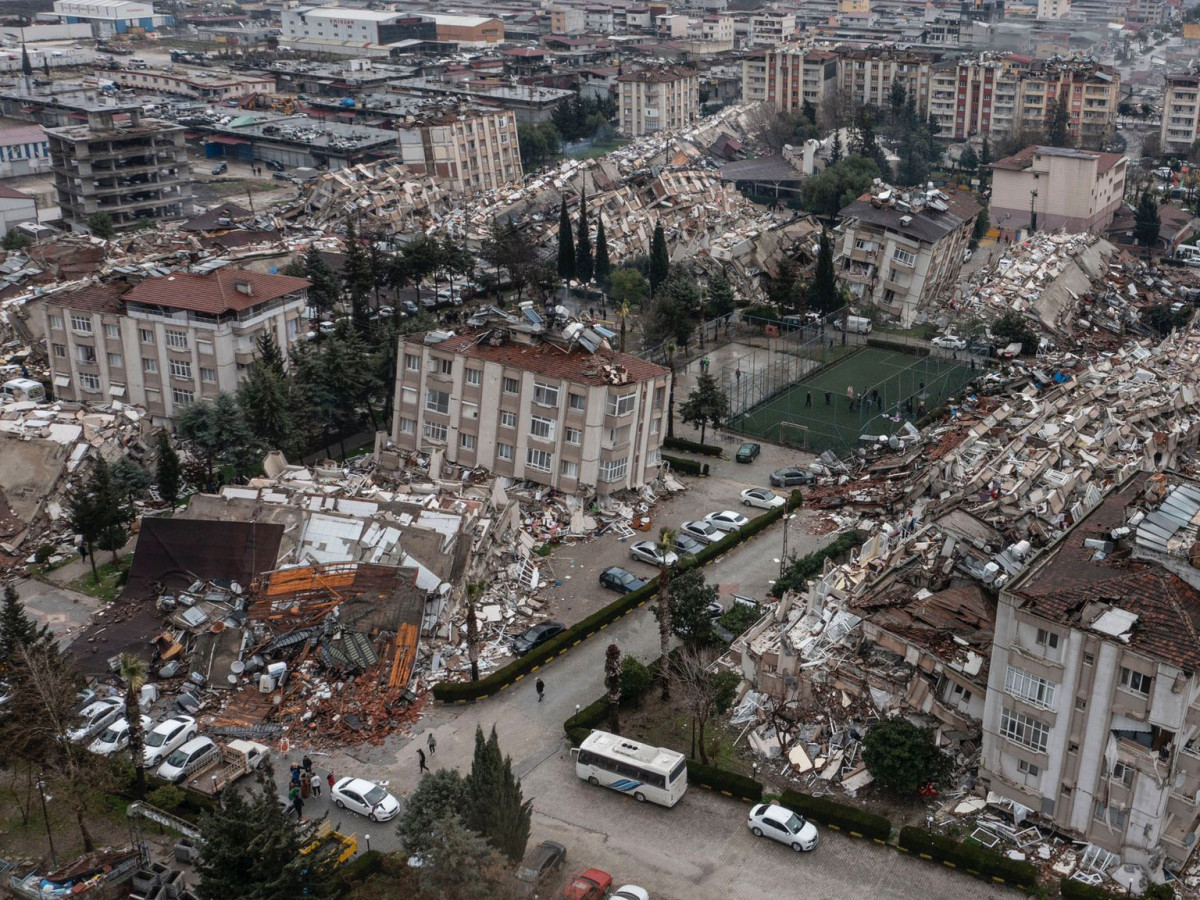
705, 510, 750, 533
629, 540, 678, 568
89, 715, 151, 756
613, 887, 651, 900
931, 335, 968, 351
331, 776, 401, 822
680, 520, 723, 544
142, 714, 198, 767
747, 803, 819, 852
740, 488, 785, 510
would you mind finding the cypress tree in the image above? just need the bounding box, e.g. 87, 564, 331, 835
594, 218, 611, 289
155, 430, 181, 508
649, 223, 669, 296
556, 197, 575, 282
811, 229, 838, 314
575, 189, 593, 283
0, 583, 52, 669
464, 725, 532, 864
21, 45, 31, 79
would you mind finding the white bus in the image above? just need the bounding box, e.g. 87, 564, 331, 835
572, 730, 688, 807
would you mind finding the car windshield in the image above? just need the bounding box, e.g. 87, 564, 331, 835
784, 812, 805, 833
164, 747, 189, 767
146, 730, 169, 747
98, 726, 122, 743
364, 785, 388, 806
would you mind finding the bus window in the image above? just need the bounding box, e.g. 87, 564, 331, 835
668, 759, 687, 784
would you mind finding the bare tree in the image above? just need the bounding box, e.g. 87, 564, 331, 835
605, 644, 622, 734
655, 528, 676, 701
670, 647, 741, 765
119, 653, 148, 795
464, 581, 483, 682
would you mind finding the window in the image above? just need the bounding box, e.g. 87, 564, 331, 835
425, 389, 450, 414
423, 421, 447, 443
1017, 759, 1040, 778
607, 392, 636, 416
1119, 667, 1152, 696
526, 448, 552, 471
561, 460, 579, 478
534, 382, 560, 407
530, 416, 556, 441
1112, 762, 1134, 786
79, 372, 100, 392
460, 433, 476, 450
398, 417, 415, 435
140, 328, 154, 344
1068, 742, 1079, 754
1004, 666, 1056, 709
171, 387, 194, 406
503, 376, 520, 394
1034, 628, 1060, 654
53, 343, 65, 358
1094, 802, 1126, 829
169, 359, 191, 380
497, 442, 514, 461
437, 357, 453, 375
49, 315, 62, 330
500, 410, 517, 429
565, 426, 582, 445
405, 353, 420, 371
892, 247, 916, 268
143, 358, 158, 373
200, 367, 216, 384
166, 330, 188, 350
570, 393, 586, 411
1083, 652, 1095, 666
104, 324, 120, 339
599, 458, 628, 482
1000, 708, 1049, 753
465, 368, 481, 386
107, 353, 123, 368
70, 314, 93, 333
1075, 697, 1087, 711
608, 425, 630, 446
197, 340, 213, 355
401, 386, 417, 405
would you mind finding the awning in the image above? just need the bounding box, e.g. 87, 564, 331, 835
108, 384, 126, 397
205, 135, 249, 146
53, 374, 70, 387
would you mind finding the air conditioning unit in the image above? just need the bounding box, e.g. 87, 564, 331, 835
900, 215, 913, 226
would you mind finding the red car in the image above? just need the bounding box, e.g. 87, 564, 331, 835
560, 868, 613, 900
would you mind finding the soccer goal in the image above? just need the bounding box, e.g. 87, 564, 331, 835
779, 421, 810, 450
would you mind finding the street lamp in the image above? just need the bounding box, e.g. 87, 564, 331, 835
37, 773, 56, 865
780, 513, 796, 577
364, 834, 371, 852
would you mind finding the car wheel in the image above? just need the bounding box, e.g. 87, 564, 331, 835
792, 842, 804, 852
588, 776, 599, 786
743, 499, 752, 506
634, 792, 647, 803
752, 827, 763, 837
335, 799, 345, 809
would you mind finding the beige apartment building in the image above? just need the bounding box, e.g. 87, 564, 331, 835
395, 107, 522, 194
390, 326, 670, 496
742, 47, 839, 114
1162, 73, 1200, 155
989, 145, 1126, 235
550, 5, 585, 34
980, 474, 1200, 874
837, 49, 935, 117
836, 182, 980, 326
618, 66, 700, 137
41, 269, 309, 423
748, 10, 796, 46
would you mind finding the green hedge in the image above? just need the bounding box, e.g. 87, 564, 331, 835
663, 436, 723, 457
687, 760, 763, 802
867, 337, 931, 358
662, 453, 709, 476
433, 494, 802, 703
769, 529, 864, 597
898, 826, 1038, 889
780, 789, 891, 842
1059, 880, 1123, 900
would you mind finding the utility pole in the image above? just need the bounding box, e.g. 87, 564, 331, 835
1029, 188, 1038, 234
780, 513, 795, 577
37, 774, 56, 865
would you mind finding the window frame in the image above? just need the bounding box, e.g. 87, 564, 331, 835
425, 388, 450, 415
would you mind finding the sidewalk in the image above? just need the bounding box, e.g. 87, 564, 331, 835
40, 534, 136, 588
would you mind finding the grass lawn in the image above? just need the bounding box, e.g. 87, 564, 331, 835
68, 556, 133, 602
565, 136, 629, 160
207, 178, 284, 198
621, 697, 754, 778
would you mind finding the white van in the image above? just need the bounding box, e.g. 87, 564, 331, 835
834, 315, 873, 335
1176, 245, 1200, 268
2, 378, 45, 402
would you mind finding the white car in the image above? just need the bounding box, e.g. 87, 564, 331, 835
931, 335, 968, 351
705, 510, 750, 533
629, 540, 678, 568
613, 887, 650, 900
747, 803, 819, 852
142, 715, 198, 767
89, 715, 151, 756
740, 488, 785, 510
68, 697, 125, 743
331, 776, 401, 822
157, 736, 219, 784
680, 520, 722, 544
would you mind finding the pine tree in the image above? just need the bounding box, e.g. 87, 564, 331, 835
575, 190, 593, 283
20, 44, 31, 79
0, 583, 51, 671
981, 134, 991, 168
341, 219, 373, 332
93, 459, 133, 565
238, 334, 293, 454
464, 726, 532, 863
556, 197, 575, 282
302, 244, 341, 318
155, 430, 181, 508
67, 460, 116, 580
810, 229, 838, 314
649, 223, 670, 297
594, 218, 611, 289
1047, 94, 1073, 147
678, 372, 729, 446
1134, 189, 1162, 259
829, 129, 843, 164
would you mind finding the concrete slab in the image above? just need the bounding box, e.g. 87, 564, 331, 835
0, 437, 69, 527
11, 576, 104, 648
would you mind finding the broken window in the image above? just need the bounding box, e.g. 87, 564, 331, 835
1119, 667, 1152, 696
425, 389, 450, 415
1111, 762, 1133, 786
530, 416, 555, 441
1034, 627, 1060, 656
423, 421, 447, 443
76, 345, 96, 364
1000, 707, 1049, 752
534, 382, 560, 408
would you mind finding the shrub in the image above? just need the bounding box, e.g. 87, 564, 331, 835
779, 789, 891, 842
867, 337, 931, 357
718, 603, 760, 637
686, 760, 763, 802
898, 826, 1038, 888
662, 454, 708, 476
338, 849, 385, 885
1061, 881, 1173, 900
862, 716, 950, 796
147, 784, 186, 811
770, 530, 864, 597
34, 544, 55, 565
620, 656, 653, 707
663, 436, 723, 457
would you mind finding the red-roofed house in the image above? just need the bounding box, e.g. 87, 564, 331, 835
41, 268, 309, 421
391, 326, 670, 494
988, 145, 1127, 236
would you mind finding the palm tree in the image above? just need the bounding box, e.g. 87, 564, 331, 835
465, 581, 483, 682
118, 653, 148, 795
655, 527, 676, 701
617, 301, 631, 353
665, 340, 677, 439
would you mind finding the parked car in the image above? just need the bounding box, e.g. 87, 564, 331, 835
265, 160, 284, 172
770, 467, 816, 488
740, 487, 785, 510
560, 869, 613, 900
89, 715, 151, 756
628, 540, 678, 568
680, 520, 722, 544
735, 442, 761, 463
210, 162, 227, 176
142, 714, 198, 767
401, 300, 420, 316
516, 840, 567, 886
371, 306, 394, 320
612, 887, 651, 900
599, 566, 648, 593
68, 698, 125, 743
511, 621, 566, 656
705, 510, 750, 532
157, 736, 219, 784
272, 171, 291, 182
331, 776, 400, 822
931, 335, 968, 351
673, 533, 705, 558
968, 340, 994, 357
747, 803, 819, 852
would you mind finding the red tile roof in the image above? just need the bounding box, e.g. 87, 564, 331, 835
0, 184, 34, 201
47, 280, 130, 313
411, 330, 669, 385
123, 268, 310, 315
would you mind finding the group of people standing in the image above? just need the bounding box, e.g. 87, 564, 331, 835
288, 756, 334, 820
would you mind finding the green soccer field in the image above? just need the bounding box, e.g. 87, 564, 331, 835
729, 346, 977, 454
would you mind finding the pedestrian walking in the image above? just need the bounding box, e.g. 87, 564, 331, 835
824, 390, 832, 406
290, 764, 301, 787
805, 391, 812, 407
735, 367, 741, 384
302, 755, 313, 775
536, 678, 545, 702
427, 733, 437, 755
846, 385, 855, 409
78, 544, 87, 561
327, 770, 335, 791
418, 748, 428, 772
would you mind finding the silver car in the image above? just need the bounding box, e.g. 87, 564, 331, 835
680, 520, 722, 544
629, 540, 678, 567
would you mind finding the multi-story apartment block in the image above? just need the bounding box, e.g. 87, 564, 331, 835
836, 182, 980, 326
837, 48, 936, 116
46, 105, 192, 232
395, 107, 522, 194
390, 324, 670, 496
618, 66, 700, 137
1162, 73, 1200, 155
748, 10, 797, 46
584, 5, 615, 32
550, 6, 585, 34
742, 47, 839, 114
42, 269, 309, 423
1038, 0, 1071, 18
980, 474, 1200, 873
989, 145, 1126, 235
1125, 0, 1166, 29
